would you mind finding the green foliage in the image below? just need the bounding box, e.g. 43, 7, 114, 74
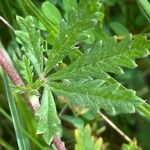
19, 56, 34, 84
49, 79, 142, 115
35, 86, 62, 145
62, 115, 84, 128
110, 21, 129, 35
44, 0, 103, 74
1, 0, 150, 149
121, 141, 142, 150
15, 16, 44, 76
49, 35, 150, 81
12, 80, 44, 96
2, 72, 31, 150
41, 2, 61, 30
12, 0, 150, 146
101, 0, 117, 5
137, 0, 150, 22
62, 0, 78, 14
75, 124, 104, 150
21, 0, 58, 37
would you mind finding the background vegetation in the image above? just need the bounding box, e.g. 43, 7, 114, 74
0, 0, 150, 150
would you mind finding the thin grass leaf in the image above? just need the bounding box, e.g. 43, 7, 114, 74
0, 105, 45, 150
137, 0, 150, 22
2, 71, 31, 150
0, 107, 12, 122
0, 139, 14, 150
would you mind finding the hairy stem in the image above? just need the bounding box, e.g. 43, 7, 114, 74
0, 49, 66, 150
0, 50, 24, 86
53, 135, 66, 150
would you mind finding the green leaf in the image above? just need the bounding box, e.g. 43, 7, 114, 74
19, 56, 34, 84
0, 139, 14, 150
48, 35, 150, 81
21, 0, 58, 36
49, 79, 142, 115
137, 102, 150, 118
41, 2, 61, 30
137, 0, 150, 22
12, 80, 44, 96
16, 16, 44, 76
101, 0, 117, 5
2, 71, 31, 150
36, 86, 62, 145
62, 115, 84, 128
44, 0, 103, 75
75, 124, 104, 150
110, 21, 129, 35
121, 140, 142, 150
62, 0, 78, 13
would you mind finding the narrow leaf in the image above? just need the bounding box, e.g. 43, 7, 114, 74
49, 79, 142, 115
110, 21, 129, 35
19, 56, 34, 84
41, 2, 61, 30
2, 71, 30, 150
137, 0, 150, 22
36, 86, 62, 145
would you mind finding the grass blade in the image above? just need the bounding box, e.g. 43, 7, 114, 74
137, 0, 150, 22
2, 71, 31, 150
0, 106, 45, 150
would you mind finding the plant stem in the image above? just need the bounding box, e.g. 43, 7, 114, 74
52, 135, 66, 150
0, 50, 24, 86
0, 49, 66, 150
99, 112, 132, 143
0, 16, 15, 31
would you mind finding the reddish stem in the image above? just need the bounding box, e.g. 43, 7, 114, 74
0, 49, 66, 150
0, 49, 40, 111
0, 50, 24, 86
52, 135, 66, 150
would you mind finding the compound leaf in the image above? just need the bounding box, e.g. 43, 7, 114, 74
48, 35, 150, 81
15, 16, 44, 76
44, 0, 103, 75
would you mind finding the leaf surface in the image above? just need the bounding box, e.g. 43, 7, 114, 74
36, 86, 61, 145
75, 124, 104, 150
49, 35, 150, 81
49, 79, 142, 115
15, 16, 44, 76
44, 0, 103, 75
19, 56, 34, 84
41, 2, 61, 30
